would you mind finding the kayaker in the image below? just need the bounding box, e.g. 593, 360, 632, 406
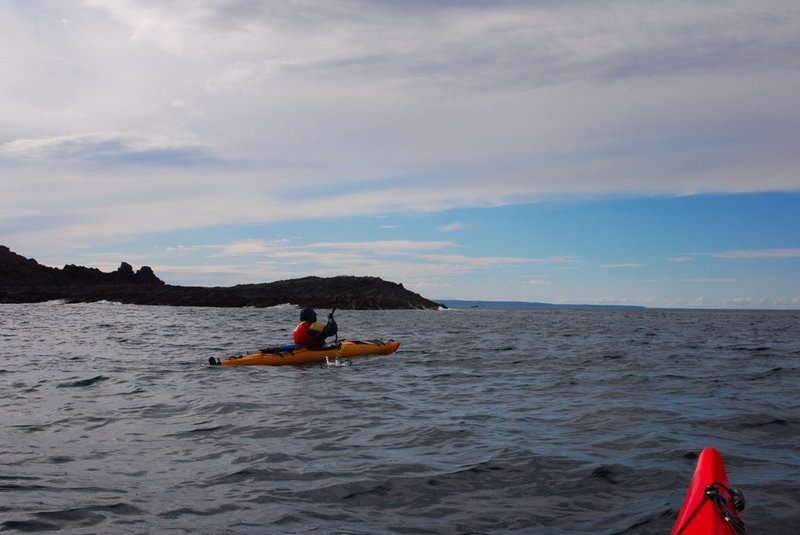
293, 307, 337, 347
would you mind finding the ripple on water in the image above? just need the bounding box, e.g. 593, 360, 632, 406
1, 304, 799, 533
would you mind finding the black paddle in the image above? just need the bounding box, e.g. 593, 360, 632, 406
328, 307, 338, 343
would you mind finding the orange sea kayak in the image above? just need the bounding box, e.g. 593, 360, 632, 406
672, 447, 747, 535
209, 339, 399, 366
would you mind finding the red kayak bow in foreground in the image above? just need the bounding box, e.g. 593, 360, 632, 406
672, 447, 747, 535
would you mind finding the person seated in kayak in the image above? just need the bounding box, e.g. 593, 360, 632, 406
293, 307, 337, 347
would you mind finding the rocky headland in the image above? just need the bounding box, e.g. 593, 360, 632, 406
0, 246, 443, 309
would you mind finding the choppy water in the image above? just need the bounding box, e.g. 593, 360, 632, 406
1, 303, 798, 534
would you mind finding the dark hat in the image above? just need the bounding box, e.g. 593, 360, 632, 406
300, 307, 317, 323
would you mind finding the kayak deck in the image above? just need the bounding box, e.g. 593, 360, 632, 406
210, 339, 399, 366
672, 447, 747, 535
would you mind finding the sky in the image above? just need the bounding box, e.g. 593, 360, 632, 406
1, 0, 799, 309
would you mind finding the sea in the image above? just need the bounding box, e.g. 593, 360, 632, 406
1, 302, 798, 534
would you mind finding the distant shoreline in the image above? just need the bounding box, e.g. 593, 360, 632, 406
439, 300, 800, 311
439, 299, 645, 310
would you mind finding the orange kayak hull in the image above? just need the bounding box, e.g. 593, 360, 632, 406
214, 339, 399, 366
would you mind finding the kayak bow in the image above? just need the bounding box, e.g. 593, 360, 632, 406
672, 447, 747, 535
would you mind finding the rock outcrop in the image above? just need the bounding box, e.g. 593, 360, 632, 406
0, 246, 443, 309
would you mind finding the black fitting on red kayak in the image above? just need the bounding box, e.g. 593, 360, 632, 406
703, 483, 748, 535
730, 487, 746, 512
704, 482, 746, 512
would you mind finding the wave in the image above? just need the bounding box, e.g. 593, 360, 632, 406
56, 375, 109, 388
2, 503, 144, 532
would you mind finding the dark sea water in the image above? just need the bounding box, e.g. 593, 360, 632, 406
1, 303, 798, 534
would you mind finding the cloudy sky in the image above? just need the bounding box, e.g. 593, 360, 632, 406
1, 0, 799, 308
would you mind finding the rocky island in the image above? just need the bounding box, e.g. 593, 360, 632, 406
0, 246, 443, 309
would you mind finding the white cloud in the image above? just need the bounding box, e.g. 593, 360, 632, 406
217, 240, 291, 256
306, 240, 456, 252
525, 279, 554, 288
727, 296, 769, 307
144, 238, 578, 289
0, 132, 210, 166
710, 248, 800, 259
666, 249, 800, 263
438, 222, 467, 232
1, 0, 799, 254
600, 263, 645, 269
681, 278, 739, 284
